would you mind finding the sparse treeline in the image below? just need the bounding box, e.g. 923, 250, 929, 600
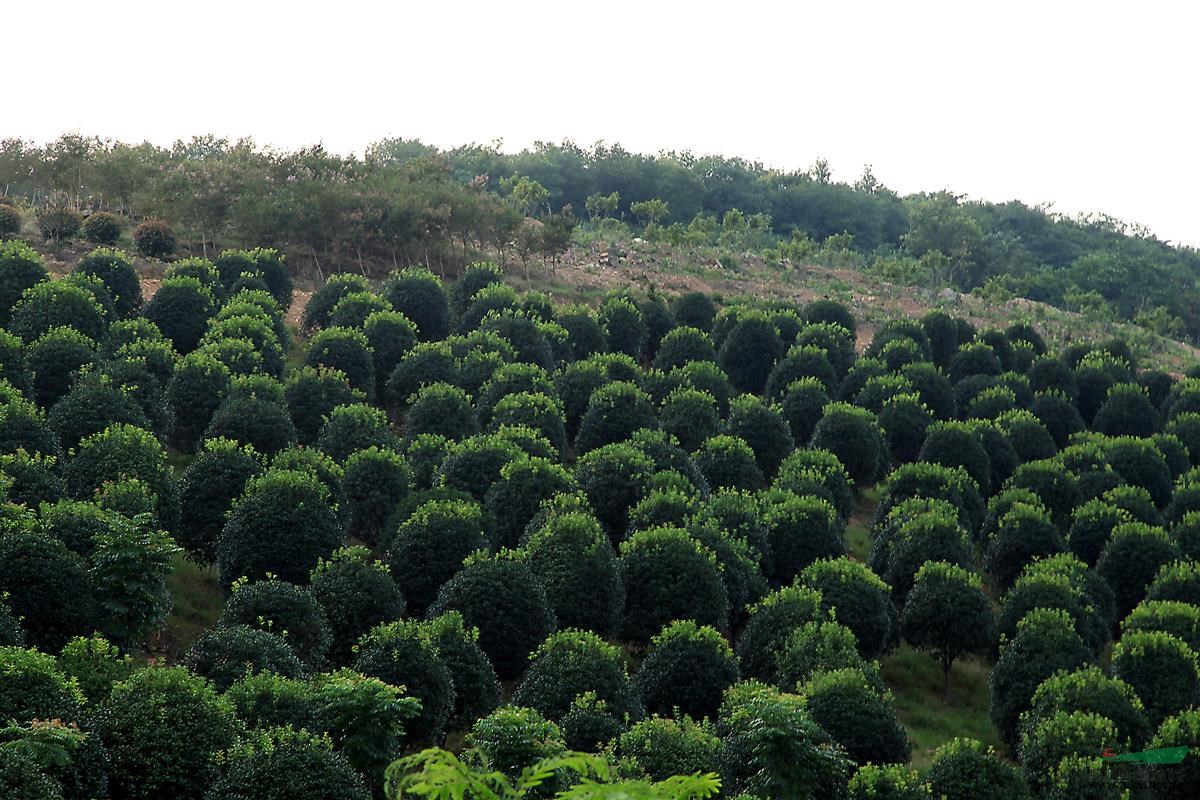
3, 134, 1200, 339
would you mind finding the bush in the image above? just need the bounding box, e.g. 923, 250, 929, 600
10, 280, 106, 344
302, 274, 372, 332
997, 570, 1106, 656
25, 327, 93, 411
203, 394, 296, 457
925, 737, 1032, 800
811, 402, 885, 488
217, 578, 330, 670
1111, 630, 1200, 732
735, 583, 825, 683
759, 493, 844, 585
1006, 459, 1080, 530
38, 207, 82, 242
619, 526, 728, 643
596, 295, 644, 359
920, 420, 993, 496
1148, 560, 1200, 605
574, 381, 657, 453
79, 212, 121, 246
165, 351, 229, 449
949, 342, 1002, 384
1023, 665, 1149, 751
75, 246, 140, 317
634, 620, 738, 720
524, 509, 624, 637
0, 644, 83, 725
308, 668, 420, 786
615, 715, 720, 782
657, 387, 719, 453
338, 447, 408, 547
304, 327, 374, 400
463, 705, 567, 781
725, 395, 794, 478
1105, 436, 1174, 508
281, 367, 358, 446
98, 666, 240, 800
63, 421, 177, 525
216, 468, 342, 588
847, 764, 931, 800
779, 377, 830, 445
1093, 383, 1158, 437
382, 267, 449, 341
57, 633, 131, 709
131, 219, 175, 258
184, 625, 304, 690
513, 629, 640, 724
352, 619, 454, 743
485, 457, 576, 549
670, 292, 716, 332
142, 276, 215, 353
654, 326, 716, 371
316, 403, 400, 463
800, 667, 910, 765
1097, 522, 1180, 617
989, 609, 1090, 748
800, 557, 893, 660
385, 497, 487, 613
574, 442, 654, 541
424, 611, 500, 728
0, 240, 48, 329
692, 437, 763, 496
765, 345, 838, 399
1147, 709, 1200, 800
172, 438, 260, 563
428, 551, 557, 680
718, 312, 783, 395
205, 726, 369, 800
985, 503, 1065, 590
717, 681, 853, 799
1029, 390, 1084, 450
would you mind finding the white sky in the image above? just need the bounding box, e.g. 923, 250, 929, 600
10, 1, 1199, 246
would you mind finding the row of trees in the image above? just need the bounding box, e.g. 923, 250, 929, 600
2, 249, 1200, 797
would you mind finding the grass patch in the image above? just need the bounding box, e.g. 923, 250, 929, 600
882, 644, 1000, 771
156, 552, 222, 664
846, 486, 880, 562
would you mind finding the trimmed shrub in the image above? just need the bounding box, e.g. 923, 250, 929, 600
597, 295, 645, 359
718, 312, 783, 395
716, 681, 853, 799
316, 403, 400, 463
574, 442, 655, 541
382, 267, 450, 341
216, 468, 342, 588
341, 446, 410, 546
847, 764, 931, 800
303, 274, 370, 331
64, 422, 178, 528
574, 381, 657, 453
1024, 665, 1149, 751
283, 366, 361, 445
658, 387, 720, 452
619, 526, 728, 643
26, 327, 94, 410
1006, 459, 1080, 530
142, 276, 215, 353
10, 280, 105, 344
218, 578, 330, 669
671, 292, 717, 332
176, 438, 261, 563
352, 619, 455, 743
985, 503, 1066, 590
385, 497, 487, 614
0, 644, 83, 725
725, 395, 794, 478
204, 394, 296, 457
615, 715, 720, 782
2, 396, 62, 459
425, 611, 500, 728
98, 666, 240, 800
307, 547, 404, 667
38, 207, 82, 242
428, 551, 557, 680
1097, 522, 1181, 616
514, 629, 640, 723
165, 351, 230, 450
736, 584, 825, 683
694, 434, 764, 492
184, 625, 304, 690
997, 569, 1106, 656
75, 247, 140, 317
1111, 630, 1200, 729
760, 493, 844, 585
81, 211, 121, 245
811, 402, 885, 488
800, 557, 893, 660
0, 240, 48, 329
1094, 383, 1158, 437
485, 457, 577, 549
304, 327, 374, 400
989, 609, 1091, 748
801, 667, 911, 765
654, 326, 716, 371
131, 219, 175, 258
524, 510, 624, 637
464, 705, 567, 781
403, 382, 477, 443
925, 737, 1032, 800
0, 203, 21, 239
205, 726, 369, 800
1147, 709, 1200, 800
634, 620, 739, 720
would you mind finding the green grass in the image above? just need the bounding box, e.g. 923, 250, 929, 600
882, 644, 1001, 771
158, 552, 222, 664
846, 486, 880, 562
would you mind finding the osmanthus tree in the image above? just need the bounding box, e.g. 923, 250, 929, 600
900, 561, 994, 692
924, 738, 1032, 800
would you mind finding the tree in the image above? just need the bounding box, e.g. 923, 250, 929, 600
760, 493, 845, 585
425, 611, 500, 729
382, 267, 450, 342
985, 503, 1065, 590
142, 275, 215, 353
574, 442, 655, 541
524, 509, 624, 637
634, 620, 739, 721
1093, 383, 1158, 437
204, 394, 297, 457
585, 190, 620, 222
316, 403, 401, 463
98, 666, 241, 800
717, 312, 783, 395
671, 293, 717, 333
989, 608, 1090, 748
800, 557, 894, 660
304, 327, 375, 400
353, 619, 455, 744
89, 512, 179, 649
630, 198, 669, 227
184, 625, 305, 690
218, 578, 331, 670
428, 551, 557, 680
1096, 522, 1180, 616
924, 738, 1032, 800
619, 527, 729, 643
694, 434, 764, 491
74, 247, 141, 318
717, 682, 853, 799
385, 498, 489, 614
1110, 630, 1200, 729
205, 727, 370, 800
811, 402, 885, 488
514, 629, 641, 723
167, 351, 231, 451
132, 219, 175, 258
216, 468, 343, 588
1147, 709, 1200, 800
901, 561, 994, 692
614, 716, 720, 783
725, 395, 794, 478
284, 366, 362, 445
1023, 665, 1150, 751
801, 667, 910, 765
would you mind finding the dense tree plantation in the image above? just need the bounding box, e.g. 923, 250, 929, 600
3, 135, 1200, 341
2, 229, 1200, 799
